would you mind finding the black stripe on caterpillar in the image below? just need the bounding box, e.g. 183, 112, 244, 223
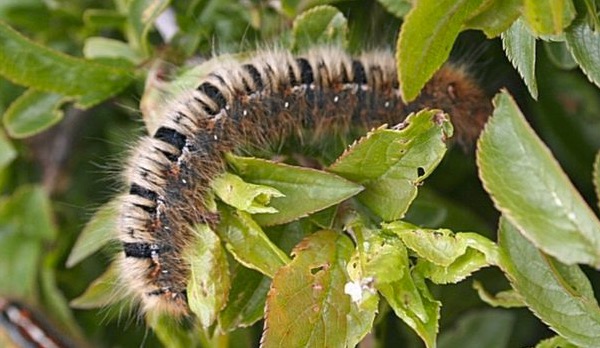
117, 47, 491, 316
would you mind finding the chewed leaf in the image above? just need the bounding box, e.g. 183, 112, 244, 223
472, 280, 525, 308
498, 217, 600, 347
385, 221, 468, 266
477, 91, 600, 267
385, 221, 498, 283
262, 230, 371, 347
186, 224, 230, 328
228, 155, 363, 226
3, 89, 67, 138
216, 207, 289, 278
345, 226, 437, 347
329, 110, 451, 221
0, 22, 133, 108
292, 5, 348, 50
502, 19, 538, 99
212, 172, 284, 214
70, 263, 124, 309
397, 0, 487, 101
66, 201, 118, 268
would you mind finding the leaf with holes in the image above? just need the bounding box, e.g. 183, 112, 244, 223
329, 110, 452, 221
262, 230, 371, 347
347, 228, 438, 348
212, 172, 284, 214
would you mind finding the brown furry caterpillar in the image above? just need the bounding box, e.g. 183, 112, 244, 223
118, 47, 491, 317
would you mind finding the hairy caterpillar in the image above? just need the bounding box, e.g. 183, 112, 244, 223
118, 47, 491, 317
0, 298, 76, 348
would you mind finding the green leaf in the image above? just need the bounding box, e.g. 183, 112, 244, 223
217, 207, 289, 278
384, 221, 497, 284
66, 201, 118, 268
472, 280, 525, 308
386, 221, 468, 266
3, 89, 66, 138
186, 224, 230, 328
0, 185, 56, 299
543, 41, 578, 70
464, 0, 522, 38
292, 5, 348, 51
128, 0, 171, 55
228, 155, 363, 226
329, 110, 451, 221
0, 130, 16, 169
477, 91, 600, 267
40, 257, 83, 338
212, 172, 284, 214
83, 37, 141, 64
377, 0, 412, 18
438, 309, 515, 348
218, 264, 271, 331
262, 230, 367, 348
565, 18, 600, 90
0, 22, 133, 108
70, 263, 125, 309
523, 0, 576, 36
0, 185, 57, 240
386, 273, 440, 348
147, 313, 200, 348
502, 19, 538, 99
535, 335, 579, 348
83, 9, 126, 28
498, 217, 600, 347
397, 0, 486, 101
0, 225, 41, 299
594, 151, 600, 210
347, 228, 438, 347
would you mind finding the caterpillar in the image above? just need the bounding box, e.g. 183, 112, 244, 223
118, 47, 491, 317
0, 298, 76, 348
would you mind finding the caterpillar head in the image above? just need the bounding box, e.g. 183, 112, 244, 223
418, 65, 492, 146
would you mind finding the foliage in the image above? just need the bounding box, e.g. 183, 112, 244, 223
1, 0, 600, 347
